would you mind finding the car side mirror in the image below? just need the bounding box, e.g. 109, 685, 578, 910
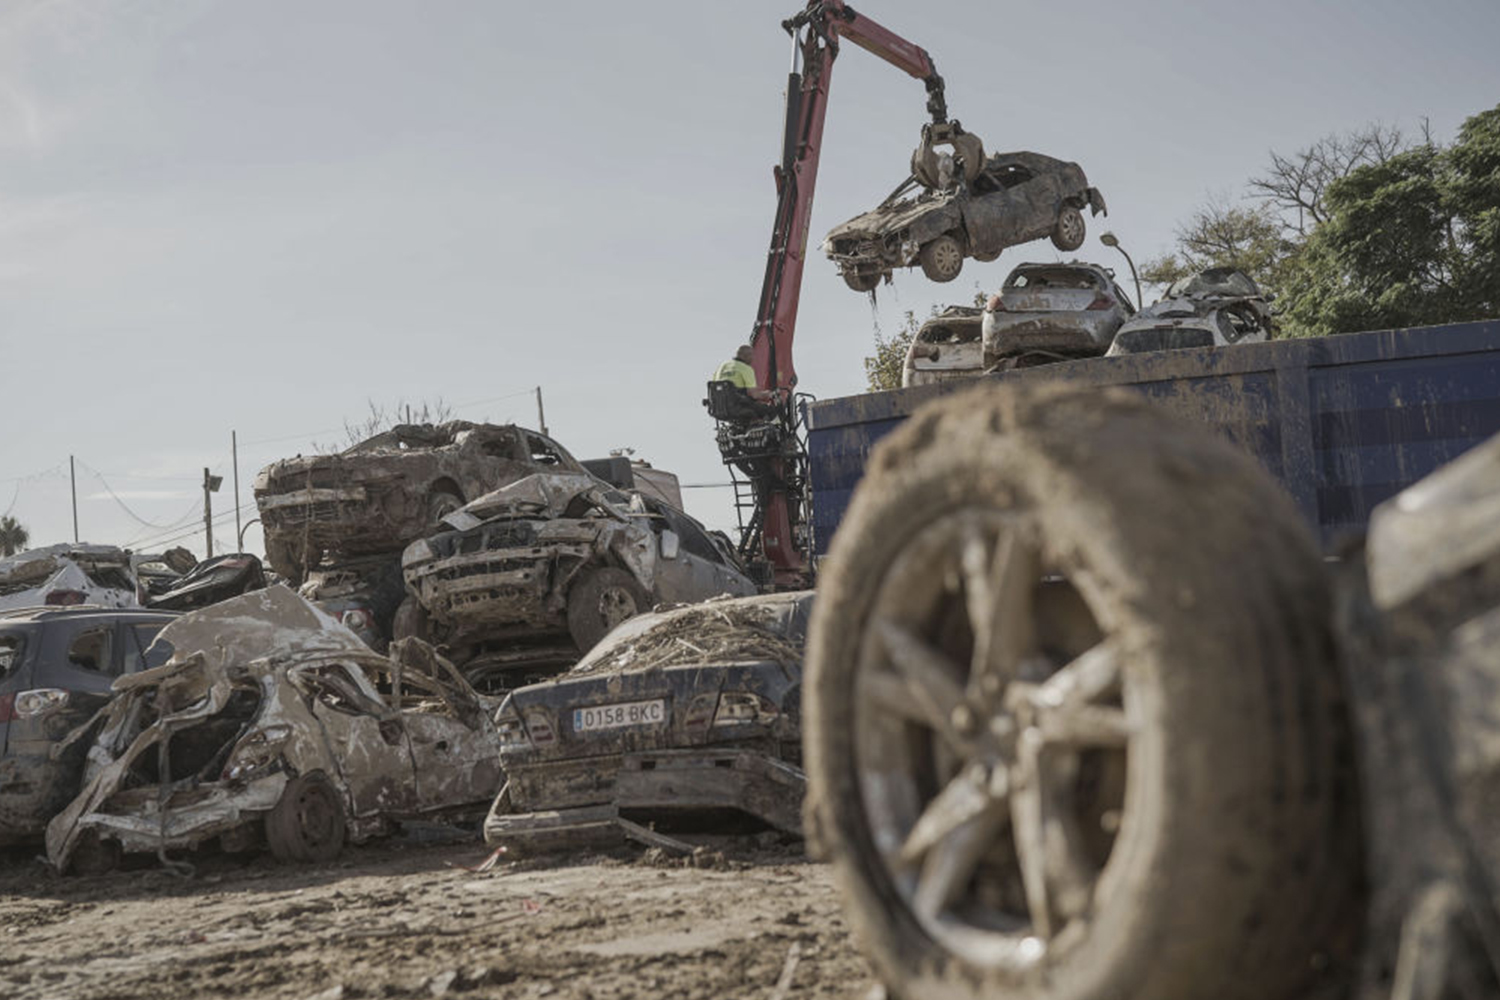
660, 530, 681, 561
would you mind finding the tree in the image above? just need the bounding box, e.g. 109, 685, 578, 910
318, 398, 456, 453
1140, 197, 1292, 296
1445, 104, 1500, 320
1249, 122, 1411, 237
0, 516, 29, 557
864, 311, 920, 391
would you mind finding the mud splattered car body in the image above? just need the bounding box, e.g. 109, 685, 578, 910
902, 306, 985, 387
254, 422, 584, 582
1108, 267, 1273, 356
0, 545, 140, 612
822, 152, 1106, 289
45, 587, 501, 872
402, 474, 758, 692
0, 607, 177, 845
982, 260, 1137, 364
484, 591, 812, 852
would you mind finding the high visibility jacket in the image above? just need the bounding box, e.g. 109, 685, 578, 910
711, 359, 757, 390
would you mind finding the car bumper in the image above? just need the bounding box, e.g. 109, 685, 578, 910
486, 748, 806, 850
984, 313, 1116, 357
70, 774, 287, 854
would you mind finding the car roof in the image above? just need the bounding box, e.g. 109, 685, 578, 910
0, 605, 179, 624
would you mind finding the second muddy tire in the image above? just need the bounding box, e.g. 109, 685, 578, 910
1051, 204, 1085, 251
803, 384, 1360, 1000
918, 235, 964, 283
265, 771, 346, 864
566, 567, 650, 654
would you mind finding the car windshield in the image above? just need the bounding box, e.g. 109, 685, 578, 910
1004, 267, 1104, 291
1167, 268, 1260, 299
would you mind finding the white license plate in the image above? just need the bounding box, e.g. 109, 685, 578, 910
573, 699, 666, 733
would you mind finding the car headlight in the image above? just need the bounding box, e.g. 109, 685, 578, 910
221, 724, 293, 781
712, 692, 779, 727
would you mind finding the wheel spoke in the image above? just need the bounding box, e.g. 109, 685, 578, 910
898, 762, 1006, 866
876, 621, 969, 751
1010, 735, 1052, 938
1034, 642, 1120, 710
913, 806, 1007, 920
1041, 705, 1132, 748
968, 527, 1037, 701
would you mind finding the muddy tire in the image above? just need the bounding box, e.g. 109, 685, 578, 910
265, 772, 346, 864
68, 831, 121, 876
972, 248, 1001, 263
919, 235, 965, 283
803, 384, 1358, 1000
426, 490, 463, 527
567, 567, 650, 653
1051, 205, 1085, 252
844, 271, 882, 293
263, 535, 308, 585
391, 594, 429, 643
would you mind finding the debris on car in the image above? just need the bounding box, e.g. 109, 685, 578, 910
1107, 266, 1273, 356
484, 591, 813, 854
823, 150, 1106, 289
44, 586, 501, 873
254, 422, 585, 583
901, 306, 984, 386
144, 553, 267, 612
1, 606, 177, 847
0, 544, 140, 612
401, 473, 758, 694
298, 552, 406, 652
981, 260, 1137, 367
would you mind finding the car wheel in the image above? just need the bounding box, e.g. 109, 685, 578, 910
567, 567, 650, 653
426, 490, 463, 526
844, 270, 883, 293
1051, 205, 1085, 252
804, 384, 1359, 1000
264, 535, 308, 585
972, 249, 1001, 263
265, 771, 346, 863
68, 831, 121, 875
918, 235, 964, 283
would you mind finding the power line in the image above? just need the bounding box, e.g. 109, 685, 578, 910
76, 460, 194, 530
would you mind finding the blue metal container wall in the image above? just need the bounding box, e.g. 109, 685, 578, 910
806, 320, 1500, 554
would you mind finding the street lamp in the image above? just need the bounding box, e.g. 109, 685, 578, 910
1099, 231, 1143, 313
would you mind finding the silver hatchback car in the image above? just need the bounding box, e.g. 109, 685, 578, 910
981, 261, 1136, 366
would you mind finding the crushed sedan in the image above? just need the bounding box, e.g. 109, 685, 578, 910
401, 473, 758, 693
901, 306, 984, 387
982, 260, 1137, 366
823, 151, 1106, 289
254, 422, 585, 583
483, 591, 812, 853
44, 586, 502, 873
1108, 267, 1273, 356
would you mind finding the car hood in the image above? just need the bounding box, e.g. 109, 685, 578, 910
443, 472, 621, 529
824, 189, 954, 242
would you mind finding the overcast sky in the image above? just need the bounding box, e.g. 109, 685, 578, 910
3, 0, 1498, 558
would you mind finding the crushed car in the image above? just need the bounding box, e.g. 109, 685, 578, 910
143, 553, 266, 612
44, 586, 502, 873
901, 306, 984, 387
254, 422, 585, 583
981, 260, 1137, 366
823, 151, 1106, 289
1, 606, 177, 846
298, 553, 407, 652
484, 591, 812, 853
1107, 266, 1273, 356
0, 544, 140, 612
401, 473, 759, 693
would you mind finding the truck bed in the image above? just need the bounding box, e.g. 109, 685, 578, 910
806, 319, 1500, 553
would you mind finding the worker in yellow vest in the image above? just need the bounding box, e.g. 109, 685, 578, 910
712, 345, 774, 402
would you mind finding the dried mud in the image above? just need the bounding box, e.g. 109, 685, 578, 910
0, 837, 873, 1000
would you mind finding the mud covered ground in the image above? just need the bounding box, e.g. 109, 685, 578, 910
0, 836, 875, 1000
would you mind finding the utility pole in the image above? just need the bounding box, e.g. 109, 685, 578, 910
202, 468, 223, 558
70, 455, 78, 542
232, 431, 241, 553
535, 386, 548, 435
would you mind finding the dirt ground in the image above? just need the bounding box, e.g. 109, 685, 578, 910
0, 835, 875, 1000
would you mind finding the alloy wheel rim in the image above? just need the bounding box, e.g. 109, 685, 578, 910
853, 508, 1135, 971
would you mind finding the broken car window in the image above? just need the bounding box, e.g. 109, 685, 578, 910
525, 434, 565, 466
301, 663, 391, 718
66, 627, 115, 676
1005, 268, 1104, 291
121, 624, 173, 676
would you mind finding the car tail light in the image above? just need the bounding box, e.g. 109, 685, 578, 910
0, 689, 69, 721
1086, 293, 1116, 311
985, 293, 1005, 313
682, 694, 718, 733
44, 589, 86, 606
523, 708, 555, 746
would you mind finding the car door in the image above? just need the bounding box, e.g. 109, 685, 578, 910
299, 663, 419, 818
650, 503, 753, 602
387, 653, 501, 811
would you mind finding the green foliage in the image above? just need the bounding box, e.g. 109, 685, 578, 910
1446, 105, 1500, 319
864, 310, 920, 392
0, 516, 29, 557
1140, 199, 1293, 297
